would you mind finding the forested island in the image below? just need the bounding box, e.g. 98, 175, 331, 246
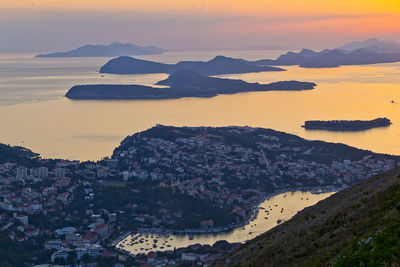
65, 70, 316, 100
36, 42, 165, 58
99, 55, 285, 75
302, 118, 392, 131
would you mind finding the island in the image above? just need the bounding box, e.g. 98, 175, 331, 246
99, 55, 285, 75
65, 70, 316, 100
35, 42, 165, 58
247, 38, 400, 68
96, 39, 400, 72
302, 118, 392, 131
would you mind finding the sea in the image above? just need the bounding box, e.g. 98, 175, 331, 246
1, 50, 399, 161
116, 191, 334, 255
1, 50, 398, 252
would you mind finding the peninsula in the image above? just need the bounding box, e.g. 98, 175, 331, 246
302, 118, 392, 131
36, 42, 165, 58
65, 70, 316, 100
0, 125, 397, 266
99, 55, 285, 75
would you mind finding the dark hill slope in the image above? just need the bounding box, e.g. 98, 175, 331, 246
216, 167, 400, 266
0, 144, 39, 166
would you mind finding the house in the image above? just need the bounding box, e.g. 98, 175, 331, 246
44, 240, 64, 250
200, 219, 214, 229
51, 249, 70, 262
14, 214, 28, 225
56, 192, 70, 203
182, 253, 200, 261
147, 251, 156, 263
55, 226, 77, 235
84, 231, 99, 244
94, 223, 111, 239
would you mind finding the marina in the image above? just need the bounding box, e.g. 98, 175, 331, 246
116, 190, 335, 255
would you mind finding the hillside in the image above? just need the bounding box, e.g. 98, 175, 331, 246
99, 55, 285, 75
216, 167, 400, 266
0, 143, 39, 166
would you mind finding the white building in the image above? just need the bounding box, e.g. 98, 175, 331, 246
16, 166, 28, 180
38, 167, 49, 178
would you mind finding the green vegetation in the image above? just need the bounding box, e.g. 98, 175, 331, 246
217, 168, 400, 266
0, 144, 39, 166
335, 185, 400, 267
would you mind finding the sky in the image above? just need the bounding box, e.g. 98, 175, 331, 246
0, 0, 400, 52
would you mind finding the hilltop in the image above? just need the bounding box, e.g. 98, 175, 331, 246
216, 167, 400, 266
99, 55, 285, 75
340, 38, 400, 53
36, 42, 165, 58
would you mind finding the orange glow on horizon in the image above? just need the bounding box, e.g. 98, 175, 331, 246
2, 0, 400, 15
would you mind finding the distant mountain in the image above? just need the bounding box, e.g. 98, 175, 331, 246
341, 38, 400, 53
217, 167, 400, 266
65, 70, 316, 100
36, 42, 165, 58
249, 47, 400, 68
99, 55, 285, 75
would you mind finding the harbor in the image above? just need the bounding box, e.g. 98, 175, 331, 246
116, 190, 335, 255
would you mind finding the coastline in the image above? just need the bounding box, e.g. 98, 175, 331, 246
121, 186, 341, 237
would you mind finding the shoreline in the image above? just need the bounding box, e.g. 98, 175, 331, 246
123, 186, 342, 237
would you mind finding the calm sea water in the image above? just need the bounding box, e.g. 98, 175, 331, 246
0, 51, 399, 160
117, 191, 334, 254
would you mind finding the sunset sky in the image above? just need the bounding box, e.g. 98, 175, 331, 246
1, 0, 399, 52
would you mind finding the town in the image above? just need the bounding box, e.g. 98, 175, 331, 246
0, 125, 397, 266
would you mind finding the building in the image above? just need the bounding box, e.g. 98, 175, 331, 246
54, 168, 66, 178
38, 167, 49, 178
55, 226, 77, 236
14, 214, 28, 225
51, 249, 70, 262
182, 253, 200, 261
94, 223, 111, 239
200, 219, 214, 229
16, 166, 28, 180
147, 251, 156, 263
105, 159, 119, 169
44, 240, 64, 250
